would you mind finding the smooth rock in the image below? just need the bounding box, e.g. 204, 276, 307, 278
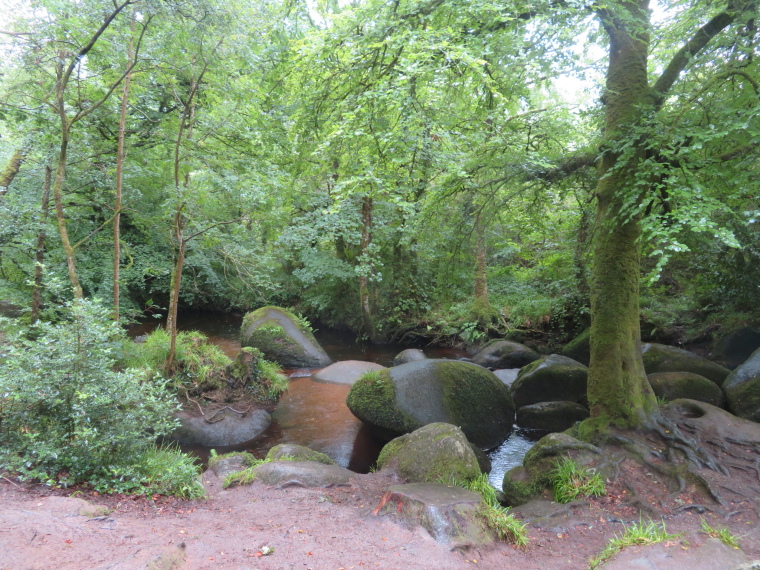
377, 423, 481, 482
511, 354, 588, 408
312, 360, 385, 385
723, 346, 760, 421
251, 460, 352, 488
393, 348, 427, 366
265, 443, 336, 465
472, 340, 541, 369
516, 401, 590, 432
373, 482, 492, 547
169, 408, 271, 447
647, 371, 724, 407
642, 343, 730, 386
598, 535, 751, 570
240, 306, 331, 367
346, 359, 515, 449
208, 452, 255, 479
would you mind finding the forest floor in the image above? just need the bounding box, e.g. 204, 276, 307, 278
2, 464, 760, 570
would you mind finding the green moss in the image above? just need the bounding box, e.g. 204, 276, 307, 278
265, 444, 335, 465
207, 451, 257, 470
377, 437, 407, 468
436, 361, 515, 444
346, 370, 419, 437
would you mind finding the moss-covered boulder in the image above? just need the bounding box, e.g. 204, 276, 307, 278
560, 328, 590, 366
393, 348, 427, 366
641, 343, 730, 386
240, 306, 331, 368
312, 360, 385, 385
377, 423, 482, 482
472, 340, 541, 370
346, 360, 515, 449
723, 347, 760, 421
501, 432, 609, 506
516, 401, 590, 432
647, 372, 724, 407
265, 443, 336, 465
511, 354, 588, 409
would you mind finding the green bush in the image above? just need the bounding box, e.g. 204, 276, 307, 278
121, 328, 231, 393
0, 299, 200, 496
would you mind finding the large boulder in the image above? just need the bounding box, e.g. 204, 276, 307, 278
252, 461, 352, 488
168, 408, 271, 447
377, 423, 482, 482
516, 401, 590, 432
312, 360, 385, 385
510, 354, 588, 409
647, 372, 724, 407
501, 432, 609, 506
240, 306, 331, 368
723, 347, 760, 421
641, 343, 730, 386
373, 483, 492, 547
346, 359, 515, 449
472, 340, 541, 369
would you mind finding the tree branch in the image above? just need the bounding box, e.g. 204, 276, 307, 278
61, 0, 135, 93
73, 14, 153, 122
653, 1, 744, 105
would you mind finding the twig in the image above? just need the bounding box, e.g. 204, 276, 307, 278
2, 476, 21, 488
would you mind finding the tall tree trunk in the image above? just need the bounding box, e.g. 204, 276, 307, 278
166, 211, 186, 374
30, 165, 52, 323
587, 0, 658, 428
52, 125, 83, 299
359, 195, 382, 343
473, 212, 489, 310
113, 16, 135, 321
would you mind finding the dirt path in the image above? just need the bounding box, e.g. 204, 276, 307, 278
2, 470, 759, 570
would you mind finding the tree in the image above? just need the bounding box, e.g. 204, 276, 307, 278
586, 0, 757, 431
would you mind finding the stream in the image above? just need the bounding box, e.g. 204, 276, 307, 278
129, 311, 541, 489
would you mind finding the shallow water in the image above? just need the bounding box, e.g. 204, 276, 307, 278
133, 312, 538, 481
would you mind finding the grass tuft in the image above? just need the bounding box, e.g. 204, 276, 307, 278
442, 473, 528, 547
550, 457, 606, 503
589, 518, 679, 568
700, 518, 740, 548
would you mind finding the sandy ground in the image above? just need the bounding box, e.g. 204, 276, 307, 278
2, 469, 760, 570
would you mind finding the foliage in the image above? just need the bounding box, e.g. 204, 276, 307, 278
700, 518, 740, 549
588, 519, 680, 569
0, 299, 196, 495
121, 328, 230, 393
550, 457, 606, 504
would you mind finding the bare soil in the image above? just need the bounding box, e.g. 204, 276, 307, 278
2, 462, 760, 570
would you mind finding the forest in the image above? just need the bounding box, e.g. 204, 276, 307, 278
1, 0, 760, 529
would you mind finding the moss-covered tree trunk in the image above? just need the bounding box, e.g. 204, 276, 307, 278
0, 148, 25, 192
587, 0, 740, 429
30, 165, 52, 323
359, 194, 383, 343
587, 0, 658, 428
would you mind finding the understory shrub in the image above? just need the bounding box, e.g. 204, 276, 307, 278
121, 328, 230, 393
0, 299, 201, 496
